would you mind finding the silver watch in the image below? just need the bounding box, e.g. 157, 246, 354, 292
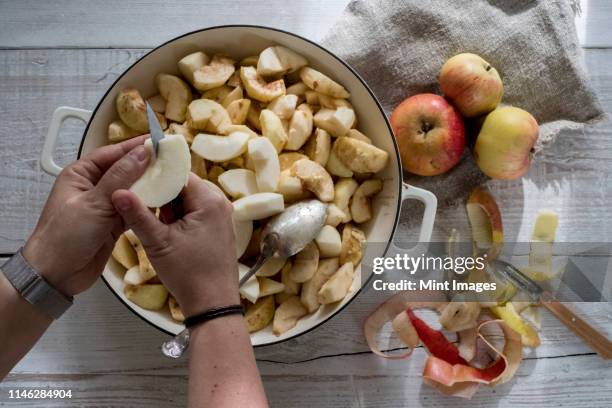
1, 250, 73, 319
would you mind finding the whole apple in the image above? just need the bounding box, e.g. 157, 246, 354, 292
439, 53, 503, 118
390, 93, 465, 176
474, 106, 539, 180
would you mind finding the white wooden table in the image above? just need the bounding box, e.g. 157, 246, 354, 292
1, 1, 611, 406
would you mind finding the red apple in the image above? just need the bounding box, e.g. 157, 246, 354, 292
390, 93, 465, 176
474, 106, 539, 180
439, 53, 503, 118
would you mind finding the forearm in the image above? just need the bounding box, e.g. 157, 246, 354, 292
187, 314, 268, 408
0, 272, 52, 379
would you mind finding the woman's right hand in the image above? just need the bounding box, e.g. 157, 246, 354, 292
111, 173, 239, 317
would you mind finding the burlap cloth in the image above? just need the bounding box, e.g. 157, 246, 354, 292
321, 0, 605, 206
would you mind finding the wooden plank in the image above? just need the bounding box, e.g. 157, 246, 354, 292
7, 272, 611, 374
0, 0, 349, 48
1, 0, 608, 49
0, 48, 611, 253
2, 354, 611, 407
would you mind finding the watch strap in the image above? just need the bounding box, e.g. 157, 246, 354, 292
1, 250, 73, 319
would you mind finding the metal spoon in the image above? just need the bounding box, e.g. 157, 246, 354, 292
162, 199, 328, 358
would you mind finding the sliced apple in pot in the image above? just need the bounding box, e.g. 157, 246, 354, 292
226, 98, 251, 125
300, 67, 350, 98
232, 192, 285, 221
315, 225, 342, 257
290, 241, 319, 283
258, 277, 285, 297
285, 105, 314, 150
232, 216, 253, 259
326, 146, 353, 177
178, 51, 210, 85
290, 159, 334, 202
218, 168, 259, 199
259, 109, 288, 152
317, 262, 354, 304
130, 134, 190, 208
267, 94, 298, 120
193, 55, 236, 91
257, 46, 308, 77
155, 73, 192, 123
247, 136, 281, 192
240, 66, 286, 102
304, 128, 331, 165
186, 99, 232, 134
238, 263, 259, 303
313, 107, 355, 138
334, 137, 389, 173
350, 179, 383, 224
191, 131, 250, 162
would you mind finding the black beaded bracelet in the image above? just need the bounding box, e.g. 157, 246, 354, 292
184, 304, 245, 329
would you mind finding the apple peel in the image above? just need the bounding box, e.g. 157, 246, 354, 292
466, 187, 503, 259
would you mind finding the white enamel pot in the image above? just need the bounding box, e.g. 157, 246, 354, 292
41, 25, 437, 347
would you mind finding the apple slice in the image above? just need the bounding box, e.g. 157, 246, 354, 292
221, 86, 244, 108
300, 67, 350, 98
313, 107, 355, 138
304, 128, 331, 165
124, 284, 168, 310
240, 66, 286, 102
260, 109, 288, 152
339, 224, 365, 266
193, 55, 236, 91
226, 98, 251, 125
232, 216, 253, 259
317, 262, 354, 304
325, 204, 346, 227
191, 131, 250, 162
279, 152, 308, 171
112, 233, 138, 269
130, 134, 190, 208
255, 255, 287, 277
218, 168, 258, 199
267, 94, 298, 120
248, 137, 281, 192
315, 225, 342, 257
286, 82, 308, 97
466, 187, 503, 258
238, 263, 259, 303
257, 46, 308, 77
350, 179, 383, 224
108, 120, 140, 144
186, 99, 232, 134
301, 257, 339, 313
232, 192, 284, 221
277, 171, 310, 202
258, 277, 286, 297
290, 159, 334, 202
155, 73, 192, 123
334, 137, 389, 173
178, 51, 210, 84
325, 147, 353, 177
285, 106, 314, 150
289, 241, 319, 283
333, 178, 358, 211
273, 295, 308, 336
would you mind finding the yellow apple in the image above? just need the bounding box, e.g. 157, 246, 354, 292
474, 106, 539, 180
439, 53, 503, 118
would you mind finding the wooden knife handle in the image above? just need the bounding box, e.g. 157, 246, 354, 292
541, 293, 612, 359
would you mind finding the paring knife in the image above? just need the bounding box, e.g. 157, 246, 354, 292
493, 259, 612, 359
145, 101, 184, 219
146, 102, 164, 157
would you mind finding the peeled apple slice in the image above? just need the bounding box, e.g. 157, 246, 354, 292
239, 263, 259, 303
232, 216, 253, 258
258, 277, 286, 297
525, 211, 559, 281
130, 134, 190, 208
191, 131, 250, 162
248, 137, 281, 192
233, 192, 284, 221
218, 169, 259, 199
257, 46, 308, 77
315, 225, 342, 257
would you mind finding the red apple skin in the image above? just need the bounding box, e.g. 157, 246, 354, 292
439, 53, 503, 118
390, 93, 465, 176
474, 106, 539, 180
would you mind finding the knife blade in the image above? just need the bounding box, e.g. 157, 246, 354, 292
493, 259, 612, 359
146, 102, 164, 157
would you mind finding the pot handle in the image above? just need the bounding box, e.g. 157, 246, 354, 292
392, 182, 437, 255
41, 106, 92, 177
